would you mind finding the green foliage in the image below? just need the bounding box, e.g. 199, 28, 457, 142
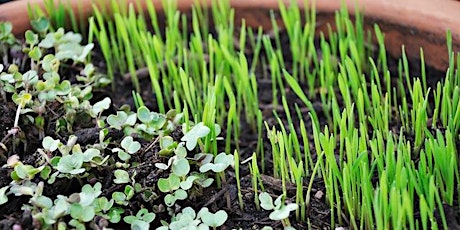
181, 122, 210, 150
259, 192, 298, 223
107, 111, 137, 130
199, 152, 234, 173
157, 206, 227, 230
113, 169, 131, 184
0, 186, 9, 205
198, 208, 228, 228
0, 21, 110, 139
123, 208, 156, 230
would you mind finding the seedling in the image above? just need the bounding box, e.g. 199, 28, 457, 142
123, 208, 156, 230
157, 207, 227, 230
181, 122, 210, 151
259, 192, 298, 228
198, 207, 228, 229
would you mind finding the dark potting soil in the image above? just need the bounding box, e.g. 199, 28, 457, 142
0, 27, 458, 230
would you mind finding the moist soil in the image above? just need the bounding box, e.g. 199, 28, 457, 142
0, 28, 458, 230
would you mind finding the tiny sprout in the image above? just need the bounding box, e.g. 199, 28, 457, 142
30, 17, 50, 33
180, 175, 199, 190
114, 169, 131, 184
79, 183, 102, 206
137, 106, 166, 129
121, 136, 141, 154
199, 152, 234, 173
164, 189, 188, 207
0, 186, 9, 205
198, 207, 228, 228
90, 97, 111, 117
157, 174, 181, 193
25, 30, 38, 46
42, 136, 60, 152
181, 122, 210, 150
172, 158, 190, 177
42, 54, 60, 72
13, 92, 32, 108
124, 208, 155, 230
259, 192, 298, 226
107, 111, 137, 130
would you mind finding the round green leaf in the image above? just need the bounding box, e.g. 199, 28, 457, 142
172, 158, 190, 177
137, 106, 152, 123
157, 174, 180, 193
114, 170, 130, 184
259, 192, 274, 210
121, 136, 141, 154
268, 203, 298, 221
199, 208, 228, 227
30, 17, 49, 33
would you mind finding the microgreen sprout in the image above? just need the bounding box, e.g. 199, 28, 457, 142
259, 192, 298, 228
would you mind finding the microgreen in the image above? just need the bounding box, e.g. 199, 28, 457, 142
198, 208, 228, 229
259, 192, 298, 227
181, 122, 210, 151
123, 208, 156, 230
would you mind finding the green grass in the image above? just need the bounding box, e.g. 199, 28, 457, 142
81, 0, 460, 228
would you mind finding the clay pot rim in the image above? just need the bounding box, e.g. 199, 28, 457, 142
0, 0, 459, 71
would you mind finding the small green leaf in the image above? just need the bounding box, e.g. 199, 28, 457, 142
114, 170, 130, 184
131, 220, 149, 230
124, 185, 135, 200
40, 166, 51, 179
13, 163, 29, 180
199, 178, 214, 188
13, 92, 33, 107
28, 46, 42, 61
107, 111, 133, 130
42, 54, 60, 72
259, 192, 274, 210
172, 158, 190, 177
164, 194, 176, 207
117, 150, 131, 161
112, 192, 127, 205
199, 208, 228, 227
79, 183, 102, 206
42, 136, 60, 152
0, 186, 9, 205
157, 174, 180, 193
93, 197, 113, 212
56, 154, 85, 174
91, 97, 111, 117
137, 106, 152, 123
55, 80, 71, 95
25, 30, 38, 45
174, 189, 187, 200
159, 136, 175, 150
30, 17, 49, 33
181, 122, 210, 150
31, 196, 53, 209
180, 175, 198, 190
38, 33, 55, 48
107, 207, 124, 223
82, 148, 100, 162
269, 203, 298, 221
121, 136, 141, 154
70, 203, 95, 222
199, 152, 234, 173
0, 22, 12, 35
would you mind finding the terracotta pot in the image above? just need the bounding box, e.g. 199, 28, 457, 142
0, 0, 459, 72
